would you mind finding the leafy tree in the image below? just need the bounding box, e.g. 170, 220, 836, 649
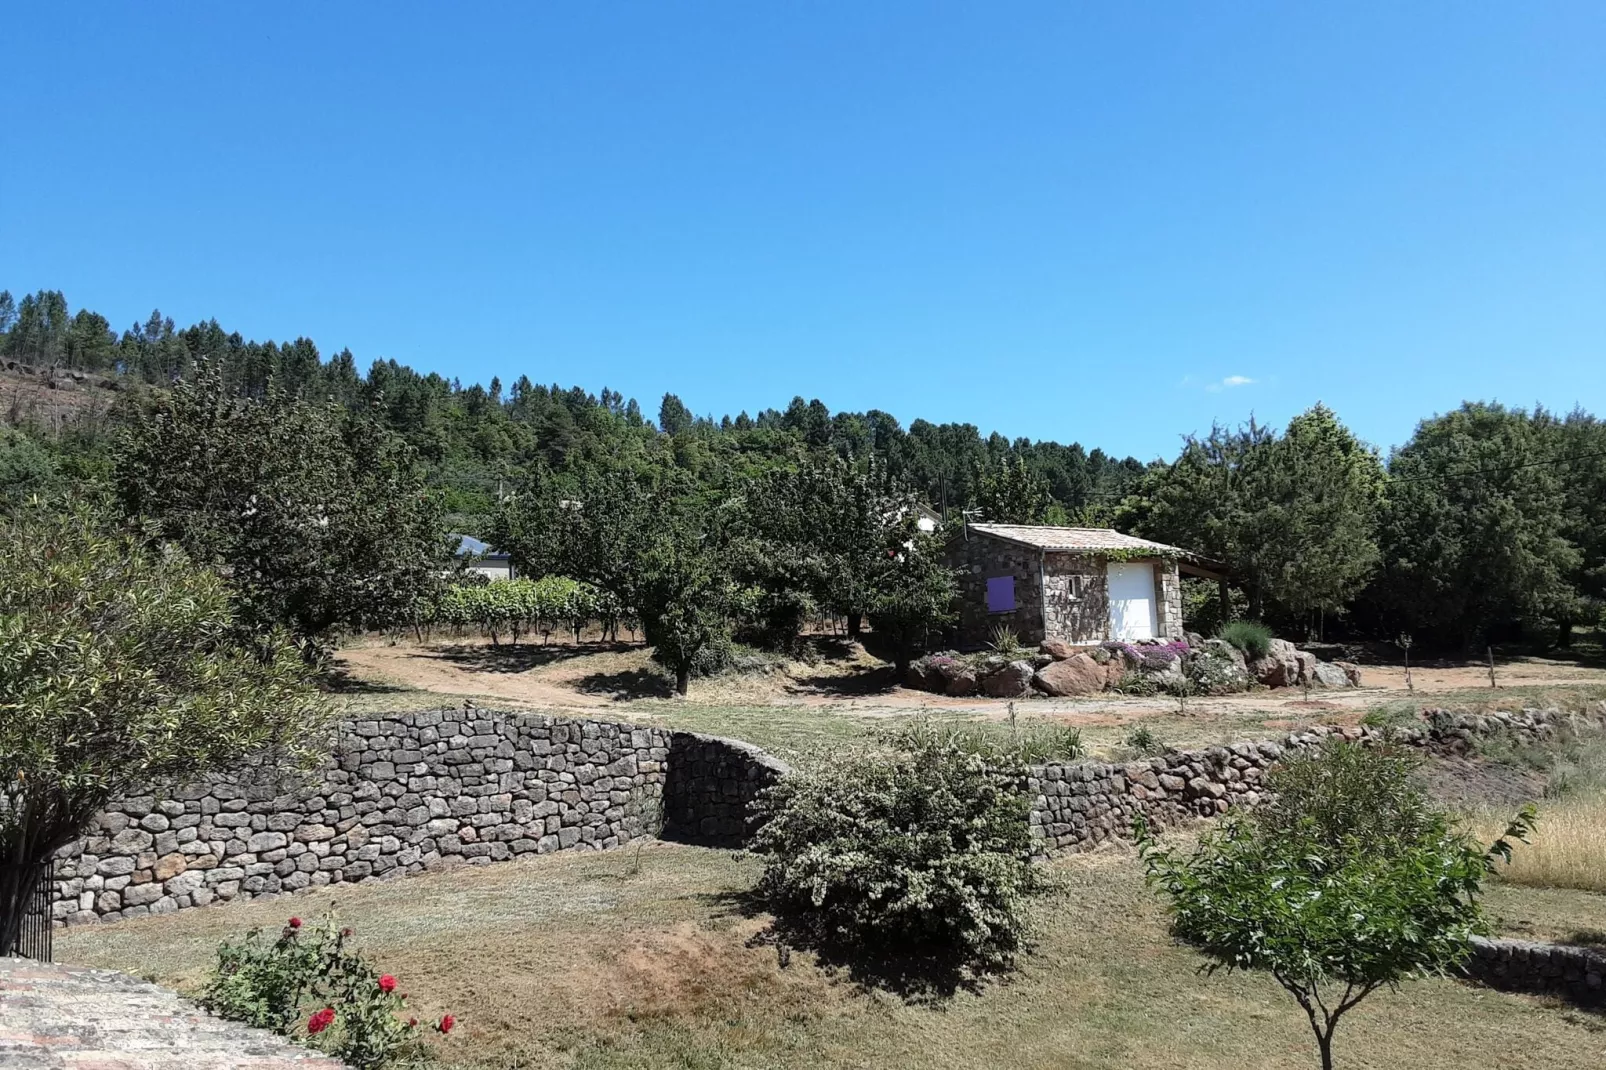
863, 525, 959, 674
734, 454, 906, 640
1373, 403, 1579, 648
975, 455, 1051, 524
749, 720, 1050, 992
113, 363, 448, 659
1119, 406, 1383, 630
0, 504, 327, 952
1140, 742, 1533, 1070
1548, 407, 1606, 643
637, 523, 734, 695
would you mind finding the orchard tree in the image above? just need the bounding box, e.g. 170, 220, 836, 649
113, 362, 449, 660
1374, 403, 1578, 649
1140, 742, 1533, 1070
736, 454, 907, 640
864, 525, 959, 675
0, 504, 327, 952
637, 523, 735, 695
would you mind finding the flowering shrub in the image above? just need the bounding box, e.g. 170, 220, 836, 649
202, 911, 454, 1069
749, 721, 1051, 986
1104, 639, 1191, 669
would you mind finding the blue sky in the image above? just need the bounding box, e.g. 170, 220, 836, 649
4, 3, 1602, 459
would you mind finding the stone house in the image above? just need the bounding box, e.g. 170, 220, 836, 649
947, 524, 1214, 649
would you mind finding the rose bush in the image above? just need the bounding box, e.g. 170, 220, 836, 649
202, 910, 454, 1069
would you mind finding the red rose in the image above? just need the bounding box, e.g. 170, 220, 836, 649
408, 1017, 419, 1028
437, 1014, 455, 1035
288, 917, 302, 929
378, 975, 397, 994
341, 926, 355, 938
307, 1008, 335, 1035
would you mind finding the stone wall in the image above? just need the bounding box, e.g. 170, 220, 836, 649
1028, 707, 1593, 855
950, 531, 1046, 647
661, 733, 791, 847
1042, 553, 1107, 644
1462, 937, 1605, 1007
48, 712, 775, 927
1153, 560, 1183, 639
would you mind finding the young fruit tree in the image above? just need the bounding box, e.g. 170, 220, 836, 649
0, 505, 329, 952
1138, 742, 1533, 1070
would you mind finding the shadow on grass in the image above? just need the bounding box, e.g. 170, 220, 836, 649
784, 663, 902, 698
697, 889, 1001, 1003
574, 667, 676, 701
433, 640, 644, 674
319, 665, 413, 695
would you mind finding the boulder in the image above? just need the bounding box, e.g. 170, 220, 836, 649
1249, 638, 1301, 688
1040, 638, 1077, 661
1334, 661, 1363, 687
1293, 651, 1318, 687
982, 659, 1035, 698
1033, 653, 1109, 697
906, 660, 941, 692
945, 668, 979, 697
1202, 638, 1247, 673
1311, 661, 1352, 689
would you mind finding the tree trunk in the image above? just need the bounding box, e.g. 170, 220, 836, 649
847, 612, 862, 638
1558, 621, 1573, 649
675, 667, 690, 696
1317, 1030, 1334, 1070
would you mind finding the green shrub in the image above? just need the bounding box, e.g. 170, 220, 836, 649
1217, 619, 1273, 660
750, 721, 1051, 985
202, 912, 454, 1068
987, 624, 1025, 658
1115, 671, 1157, 696
1125, 725, 1166, 756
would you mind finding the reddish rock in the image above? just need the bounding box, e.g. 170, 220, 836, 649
1033, 654, 1109, 697
945, 668, 979, 697
1040, 638, 1076, 661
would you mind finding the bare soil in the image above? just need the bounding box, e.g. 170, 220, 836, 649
336, 634, 1606, 728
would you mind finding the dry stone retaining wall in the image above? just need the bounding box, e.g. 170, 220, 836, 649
1028, 707, 1595, 855
661, 733, 791, 847
48, 711, 771, 927
1462, 937, 1605, 1007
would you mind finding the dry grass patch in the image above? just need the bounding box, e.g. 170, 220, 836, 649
56, 842, 1606, 1070
1475, 794, 1606, 895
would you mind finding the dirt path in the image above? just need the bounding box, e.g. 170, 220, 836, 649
337, 637, 1606, 731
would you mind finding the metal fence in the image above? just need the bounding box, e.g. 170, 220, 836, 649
5, 865, 53, 961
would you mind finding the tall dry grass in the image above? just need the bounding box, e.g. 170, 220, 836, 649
1475, 794, 1606, 894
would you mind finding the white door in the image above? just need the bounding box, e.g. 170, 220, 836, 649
1107, 562, 1158, 640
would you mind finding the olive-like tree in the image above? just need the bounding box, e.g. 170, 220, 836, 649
0, 504, 328, 951
1139, 742, 1532, 1070
863, 526, 959, 675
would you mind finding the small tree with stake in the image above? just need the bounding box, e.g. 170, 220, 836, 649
0, 504, 328, 953
1138, 742, 1533, 1070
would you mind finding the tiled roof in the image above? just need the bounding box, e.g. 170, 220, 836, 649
964, 523, 1193, 557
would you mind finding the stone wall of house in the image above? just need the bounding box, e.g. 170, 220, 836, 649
1042, 553, 1108, 644
1028, 707, 1592, 855
47, 712, 778, 927
1462, 937, 1605, 1007
1154, 560, 1183, 639
950, 533, 1045, 647
661, 733, 791, 847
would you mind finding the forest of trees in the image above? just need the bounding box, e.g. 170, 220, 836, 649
3, 286, 1604, 661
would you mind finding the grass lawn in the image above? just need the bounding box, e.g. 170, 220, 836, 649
57, 842, 1606, 1070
